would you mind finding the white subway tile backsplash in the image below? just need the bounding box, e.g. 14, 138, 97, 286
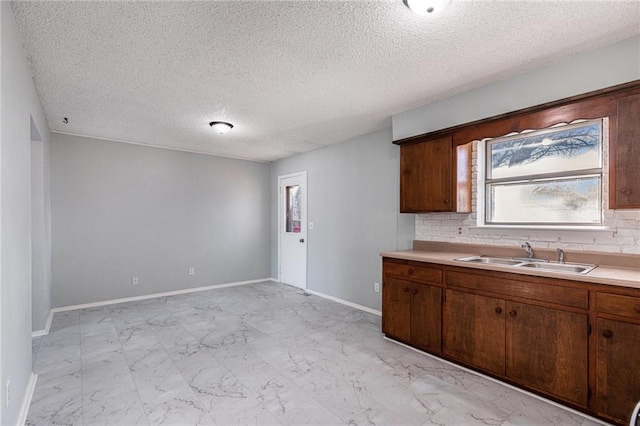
613, 210, 640, 220
614, 219, 640, 228
622, 245, 640, 254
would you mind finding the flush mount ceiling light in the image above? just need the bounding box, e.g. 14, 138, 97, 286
403, 0, 450, 15
209, 121, 234, 134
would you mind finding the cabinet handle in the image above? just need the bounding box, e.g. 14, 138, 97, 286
495, 307, 502, 314
412, 288, 418, 295
403, 287, 409, 293
620, 187, 633, 196
634, 305, 640, 314
444, 199, 449, 204
408, 269, 414, 275
509, 310, 517, 317
602, 329, 613, 338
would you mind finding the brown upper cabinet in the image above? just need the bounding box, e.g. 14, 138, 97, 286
399, 136, 471, 213
611, 93, 640, 208
394, 80, 640, 211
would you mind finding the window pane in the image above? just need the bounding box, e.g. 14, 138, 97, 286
488, 122, 601, 179
285, 185, 301, 233
488, 177, 601, 224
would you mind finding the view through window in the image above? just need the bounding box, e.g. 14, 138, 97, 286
482, 119, 603, 226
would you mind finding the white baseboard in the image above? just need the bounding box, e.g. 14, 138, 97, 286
31, 310, 54, 338
304, 289, 381, 316
384, 337, 612, 426
18, 373, 37, 426
267, 279, 381, 316
51, 278, 272, 314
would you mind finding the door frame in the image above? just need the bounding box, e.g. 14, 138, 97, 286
277, 171, 308, 288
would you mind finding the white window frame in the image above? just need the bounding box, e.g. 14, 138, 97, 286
477, 119, 604, 228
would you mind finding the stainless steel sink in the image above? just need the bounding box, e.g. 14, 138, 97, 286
455, 255, 597, 275
455, 256, 523, 266
518, 262, 596, 274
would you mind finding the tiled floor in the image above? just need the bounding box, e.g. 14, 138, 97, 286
29, 282, 602, 426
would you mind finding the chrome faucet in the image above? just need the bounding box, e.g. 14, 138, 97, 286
557, 248, 565, 264
522, 242, 534, 259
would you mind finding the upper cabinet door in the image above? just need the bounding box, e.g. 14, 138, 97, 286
400, 136, 453, 212
611, 93, 640, 209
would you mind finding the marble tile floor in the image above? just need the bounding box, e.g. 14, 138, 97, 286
28, 281, 604, 426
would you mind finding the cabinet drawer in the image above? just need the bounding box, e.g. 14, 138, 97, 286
384, 262, 442, 284
597, 293, 640, 320
446, 270, 588, 309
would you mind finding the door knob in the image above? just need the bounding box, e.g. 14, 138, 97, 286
602, 330, 613, 338
509, 310, 517, 317
620, 187, 633, 196
403, 287, 409, 293
495, 307, 502, 314
299, 238, 304, 243
412, 289, 418, 295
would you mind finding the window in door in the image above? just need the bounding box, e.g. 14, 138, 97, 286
285, 185, 301, 233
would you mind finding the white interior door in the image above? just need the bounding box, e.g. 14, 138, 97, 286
278, 172, 307, 289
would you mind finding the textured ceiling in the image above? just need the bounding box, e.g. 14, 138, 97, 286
12, 1, 640, 162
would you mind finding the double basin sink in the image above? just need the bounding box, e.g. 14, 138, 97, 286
455, 255, 597, 275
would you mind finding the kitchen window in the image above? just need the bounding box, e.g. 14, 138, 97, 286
479, 119, 603, 226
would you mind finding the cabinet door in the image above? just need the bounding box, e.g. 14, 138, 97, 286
382, 277, 411, 342
612, 93, 640, 208
596, 318, 640, 424
444, 289, 506, 376
410, 283, 442, 353
400, 136, 452, 212
506, 302, 588, 407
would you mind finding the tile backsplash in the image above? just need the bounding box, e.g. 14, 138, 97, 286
415, 141, 640, 254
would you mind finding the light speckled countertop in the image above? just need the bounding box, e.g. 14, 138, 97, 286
381, 247, 640, 290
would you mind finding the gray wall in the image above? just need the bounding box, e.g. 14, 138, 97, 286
1, 2, 51, 424
270, 128, 410, 312
31, 133, 52, 332
393, 35, 640, 140
51, 133, 271, 307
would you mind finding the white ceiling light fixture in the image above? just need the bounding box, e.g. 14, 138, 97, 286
209, 121, 234, 134
404, 0, 450, 16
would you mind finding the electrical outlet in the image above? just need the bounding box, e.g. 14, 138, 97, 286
374, 282, 380, 293
5, 380, 9, 408
131, 276, 139, 286
189, 267, 195, 276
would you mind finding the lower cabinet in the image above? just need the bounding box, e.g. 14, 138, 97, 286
444, 290, 506, 375
505, 302, 588, 407
382, 276, 441, 353
410, 282, 442, 353
596, 318, 640, 424
382, 258, 640, 425
382, 276, 411, 342
595, 292, 640, 424
444, 289, 588, 407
